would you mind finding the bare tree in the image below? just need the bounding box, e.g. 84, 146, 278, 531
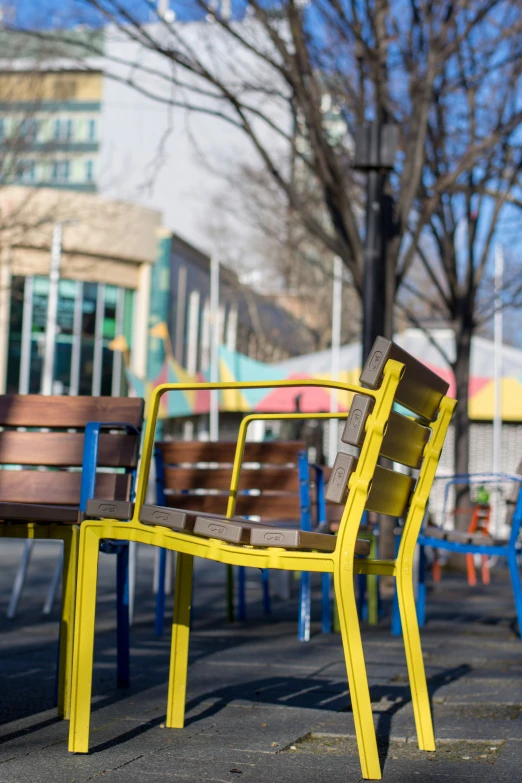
13, 0, 522, 509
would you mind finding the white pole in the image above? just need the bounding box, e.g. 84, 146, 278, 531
493, 243, 504, 535
41, 223, 62, 395
328, 256, 342, 466
209, 256, 220, 441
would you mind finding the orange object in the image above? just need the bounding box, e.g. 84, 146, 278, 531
466, 504, 491, 586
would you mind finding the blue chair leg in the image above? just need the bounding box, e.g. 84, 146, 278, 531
321, 572, 332, 633
416, 544, 427, 628
261, 569, 271, 615
155, 548, 167, 636
116, 545, 130, 688
391, 533, 402, 636
357, 573, 367, 620
298, 572, 311, 642
238, 567, 247, 621
507, 552, 522, 639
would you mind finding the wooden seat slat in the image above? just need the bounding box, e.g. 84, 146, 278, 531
423, 526, 494, 546
0, 502, 79, 523
138, 504, 361, 554
0, 395, 144, 428
0, 432, 139, 468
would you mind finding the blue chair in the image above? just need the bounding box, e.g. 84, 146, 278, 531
392, 473, 522, 638
80, 420, 142, 686
153, 441, 332, 641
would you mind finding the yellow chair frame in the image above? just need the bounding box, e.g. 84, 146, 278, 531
68, 366, 456, 780
0, 522, 79, 719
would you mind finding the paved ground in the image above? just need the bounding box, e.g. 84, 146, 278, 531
1, 540, 522, 782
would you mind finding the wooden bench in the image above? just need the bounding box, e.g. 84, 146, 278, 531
68, 336, 455, 780
151, 439, 349, 639
0, 394, 143, 716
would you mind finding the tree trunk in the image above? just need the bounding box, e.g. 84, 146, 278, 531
452, 322, 472, 532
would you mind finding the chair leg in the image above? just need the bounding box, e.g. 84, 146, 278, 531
334, 569, 381, 780
261, 569, 271, 615
396, 567, 435, 752
7, 540, 34, 619
507, 553, 522, 640
298, 571, 311, 642
57, 527, 79, 720
416, 545, 427, 628
166, 553, 194, 729
128, 541, 137, 625
68, 526, 101, 753
155, 548, 167, 636
238, 566, 246, 621
43, 547, 64, 615
321, 573, 332, 634
116, 545, 130, 688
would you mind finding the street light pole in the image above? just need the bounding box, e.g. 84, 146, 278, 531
354, 121, 398, 362
328, 256, 342, 466
41, 223, 63, 396
209, 255, 220, 441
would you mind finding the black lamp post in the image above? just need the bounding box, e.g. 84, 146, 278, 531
354, 121, 398, 362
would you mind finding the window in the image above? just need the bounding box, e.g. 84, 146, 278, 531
54, 118, 73, 141
19, 118, 39, 143
88, 119, 96, 142
85, 159, 94, 182
52, 160, 71, 183
17, 160, 36, 183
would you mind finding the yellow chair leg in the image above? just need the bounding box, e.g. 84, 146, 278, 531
58, 525, 79, 720
334, 570, 381, 781
396, 570, 435, 751
166, 552, 194, 729
68, 526, 101, 753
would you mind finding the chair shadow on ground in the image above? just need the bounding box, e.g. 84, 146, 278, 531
87, 660, 471, 768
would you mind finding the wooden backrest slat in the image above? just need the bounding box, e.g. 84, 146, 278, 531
159, 441, 306, 465
0, 395, 144, 428
360, 337, 449, 421
163, 466, 299, 492
164, 493, 300, 520
341, 396, 430, 469
0, 432, 139, 468
325, 452, 413, 518
0, 472, 131, 506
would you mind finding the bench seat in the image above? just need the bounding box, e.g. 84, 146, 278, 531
422, 525, 494, 546
139, 504, 371, 555
0, 502, 80, 524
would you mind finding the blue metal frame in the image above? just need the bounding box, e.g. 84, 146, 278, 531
315, 465, 333, 634
80, 421, 140, 686
391, 473, 522, 638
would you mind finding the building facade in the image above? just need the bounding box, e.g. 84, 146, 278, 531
147, 233, 316, 383
0, 186, 162, 396
0, 69, 102, 193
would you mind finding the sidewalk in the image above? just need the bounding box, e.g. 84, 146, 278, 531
1, 540, 521, 782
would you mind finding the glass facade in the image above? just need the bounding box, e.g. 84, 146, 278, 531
6, 276, 134, 397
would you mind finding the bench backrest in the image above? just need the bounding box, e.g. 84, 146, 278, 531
155, 440, 310, 521
0, 395, 144, 506
325, 337, 455, 547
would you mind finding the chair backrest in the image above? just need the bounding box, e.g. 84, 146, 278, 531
0, 395, 144, 506
325, 337, 455, 546
155, 440, 309, 521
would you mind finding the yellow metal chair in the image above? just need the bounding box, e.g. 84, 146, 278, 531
68, 338, 455, 780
